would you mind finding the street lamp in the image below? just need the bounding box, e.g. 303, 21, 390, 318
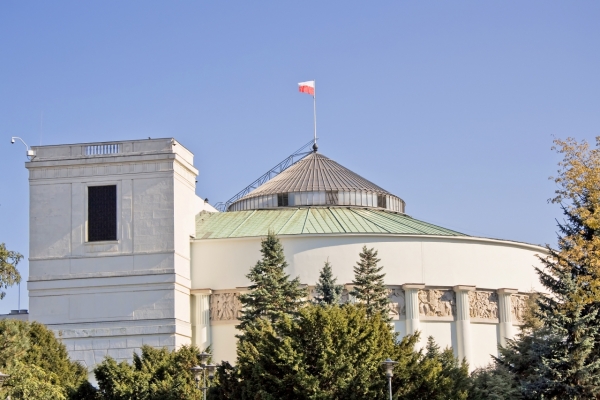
10, 137, 36, 159
190, 352, 216, 400
381, 358, 398, 400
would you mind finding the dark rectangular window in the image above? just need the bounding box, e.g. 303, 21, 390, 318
277, 193, 289, 207
88, 185, 117, 242
377, 194, 387, 209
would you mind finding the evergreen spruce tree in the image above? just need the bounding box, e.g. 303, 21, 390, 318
496, 137, 600, 398
237, 231, 307, 330
350, 246, 389, 318
468, 365, 522, 400
313, 260, 343, 306
406, 336, 470, 400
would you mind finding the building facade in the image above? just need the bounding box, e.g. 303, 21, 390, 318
25, 138, 545, 377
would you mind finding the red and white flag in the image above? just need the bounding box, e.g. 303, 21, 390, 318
298, 80, 315, 96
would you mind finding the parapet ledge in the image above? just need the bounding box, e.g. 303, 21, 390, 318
27, 138, 195, 168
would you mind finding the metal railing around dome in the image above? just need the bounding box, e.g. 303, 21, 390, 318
214, 139, 316, 212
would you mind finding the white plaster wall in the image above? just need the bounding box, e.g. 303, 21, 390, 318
133, 177, 174, 253
27, 139, 199, 373
211, 324, 238, 365
30, 183, 72, 259
471, 323, 500, 368
191, 235, 545, 292
420, 321, 456, 354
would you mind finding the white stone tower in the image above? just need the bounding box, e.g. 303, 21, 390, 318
26, 138, 207, 376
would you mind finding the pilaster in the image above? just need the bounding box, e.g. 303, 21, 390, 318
497, 288, 518, 347
402, 284, 425, 336
453, 285, 475, 365
191, 289, 212, 352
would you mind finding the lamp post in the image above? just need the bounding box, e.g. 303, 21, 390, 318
381, 358, 398, 400
190, 352, 216, 400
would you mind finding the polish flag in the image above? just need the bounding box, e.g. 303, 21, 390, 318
298, 80, 315, 96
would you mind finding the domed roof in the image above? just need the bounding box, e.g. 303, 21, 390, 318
228, 152, 405, 213
196, 208, 464, 239
241, 152, 391, 197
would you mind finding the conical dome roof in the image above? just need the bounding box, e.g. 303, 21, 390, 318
228, 152, 405, 213
241, 152, 391, 196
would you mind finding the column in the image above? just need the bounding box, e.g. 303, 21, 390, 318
190, 289, 212, 352
402, 284, 425, 336
453, 285, 475, 365
497, 288, 518, 347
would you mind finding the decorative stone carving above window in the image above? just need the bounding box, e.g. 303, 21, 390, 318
418, 289, 455, 317
210, 292, 242, 321
511, 294, 529, 324
469, 291, 498, 320
388, 288, 406, 318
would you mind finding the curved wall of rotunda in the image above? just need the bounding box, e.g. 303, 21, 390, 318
190, 233, 546, 370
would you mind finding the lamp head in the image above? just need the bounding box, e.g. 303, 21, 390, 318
10, 138, 15, 144
198, 351, 211, 366
207, 364, 216, 380
381, 358, 398, 378
190, 365, 203, 381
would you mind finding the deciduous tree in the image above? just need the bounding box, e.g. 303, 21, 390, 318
0, 320, 87, 400
496, 137, 600, 398
0, 243, 22, 300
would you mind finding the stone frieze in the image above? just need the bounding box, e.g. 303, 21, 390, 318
210, 292, 242, 321
511, 294, 529, 323
418, 289, 455, 317
469, 291, 498, 319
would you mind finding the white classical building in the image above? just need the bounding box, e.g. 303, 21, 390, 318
25, 138, 545, 378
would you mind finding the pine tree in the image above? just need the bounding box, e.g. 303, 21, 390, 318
314, 260, 343, 306
237, 231, 306, 330
468, 365, 522, 400
496, 137, 600, 398
406, 336, 470, 400
215, 303, 422, 400
350, 246, 389, 318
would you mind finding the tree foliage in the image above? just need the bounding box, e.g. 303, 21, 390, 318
211, 304, 470, 400
0, 320, 87, 400
94, 345, 207, 400
350, 246, 389, 318
237, 230, 306, 330
403, 336, 470, 400
313, 260, 343, 306
468, 365, 522, 400
496, 137, 600, 398
0, 243, 22, 300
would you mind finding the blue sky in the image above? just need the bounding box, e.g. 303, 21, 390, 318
1, 2, 599, 313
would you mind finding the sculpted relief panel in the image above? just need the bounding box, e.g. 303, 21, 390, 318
511, 294, 529, 324
388, 288, 406, 318
210, 292, 242, 321
469, 291, 498, 320
418, 289, 455, 317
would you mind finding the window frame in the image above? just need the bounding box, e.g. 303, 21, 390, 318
85, 182, 120, 243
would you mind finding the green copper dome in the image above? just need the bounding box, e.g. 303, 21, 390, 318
195, 207, 464, 240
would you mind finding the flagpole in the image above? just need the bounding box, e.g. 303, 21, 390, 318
313, 80, 317, 151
